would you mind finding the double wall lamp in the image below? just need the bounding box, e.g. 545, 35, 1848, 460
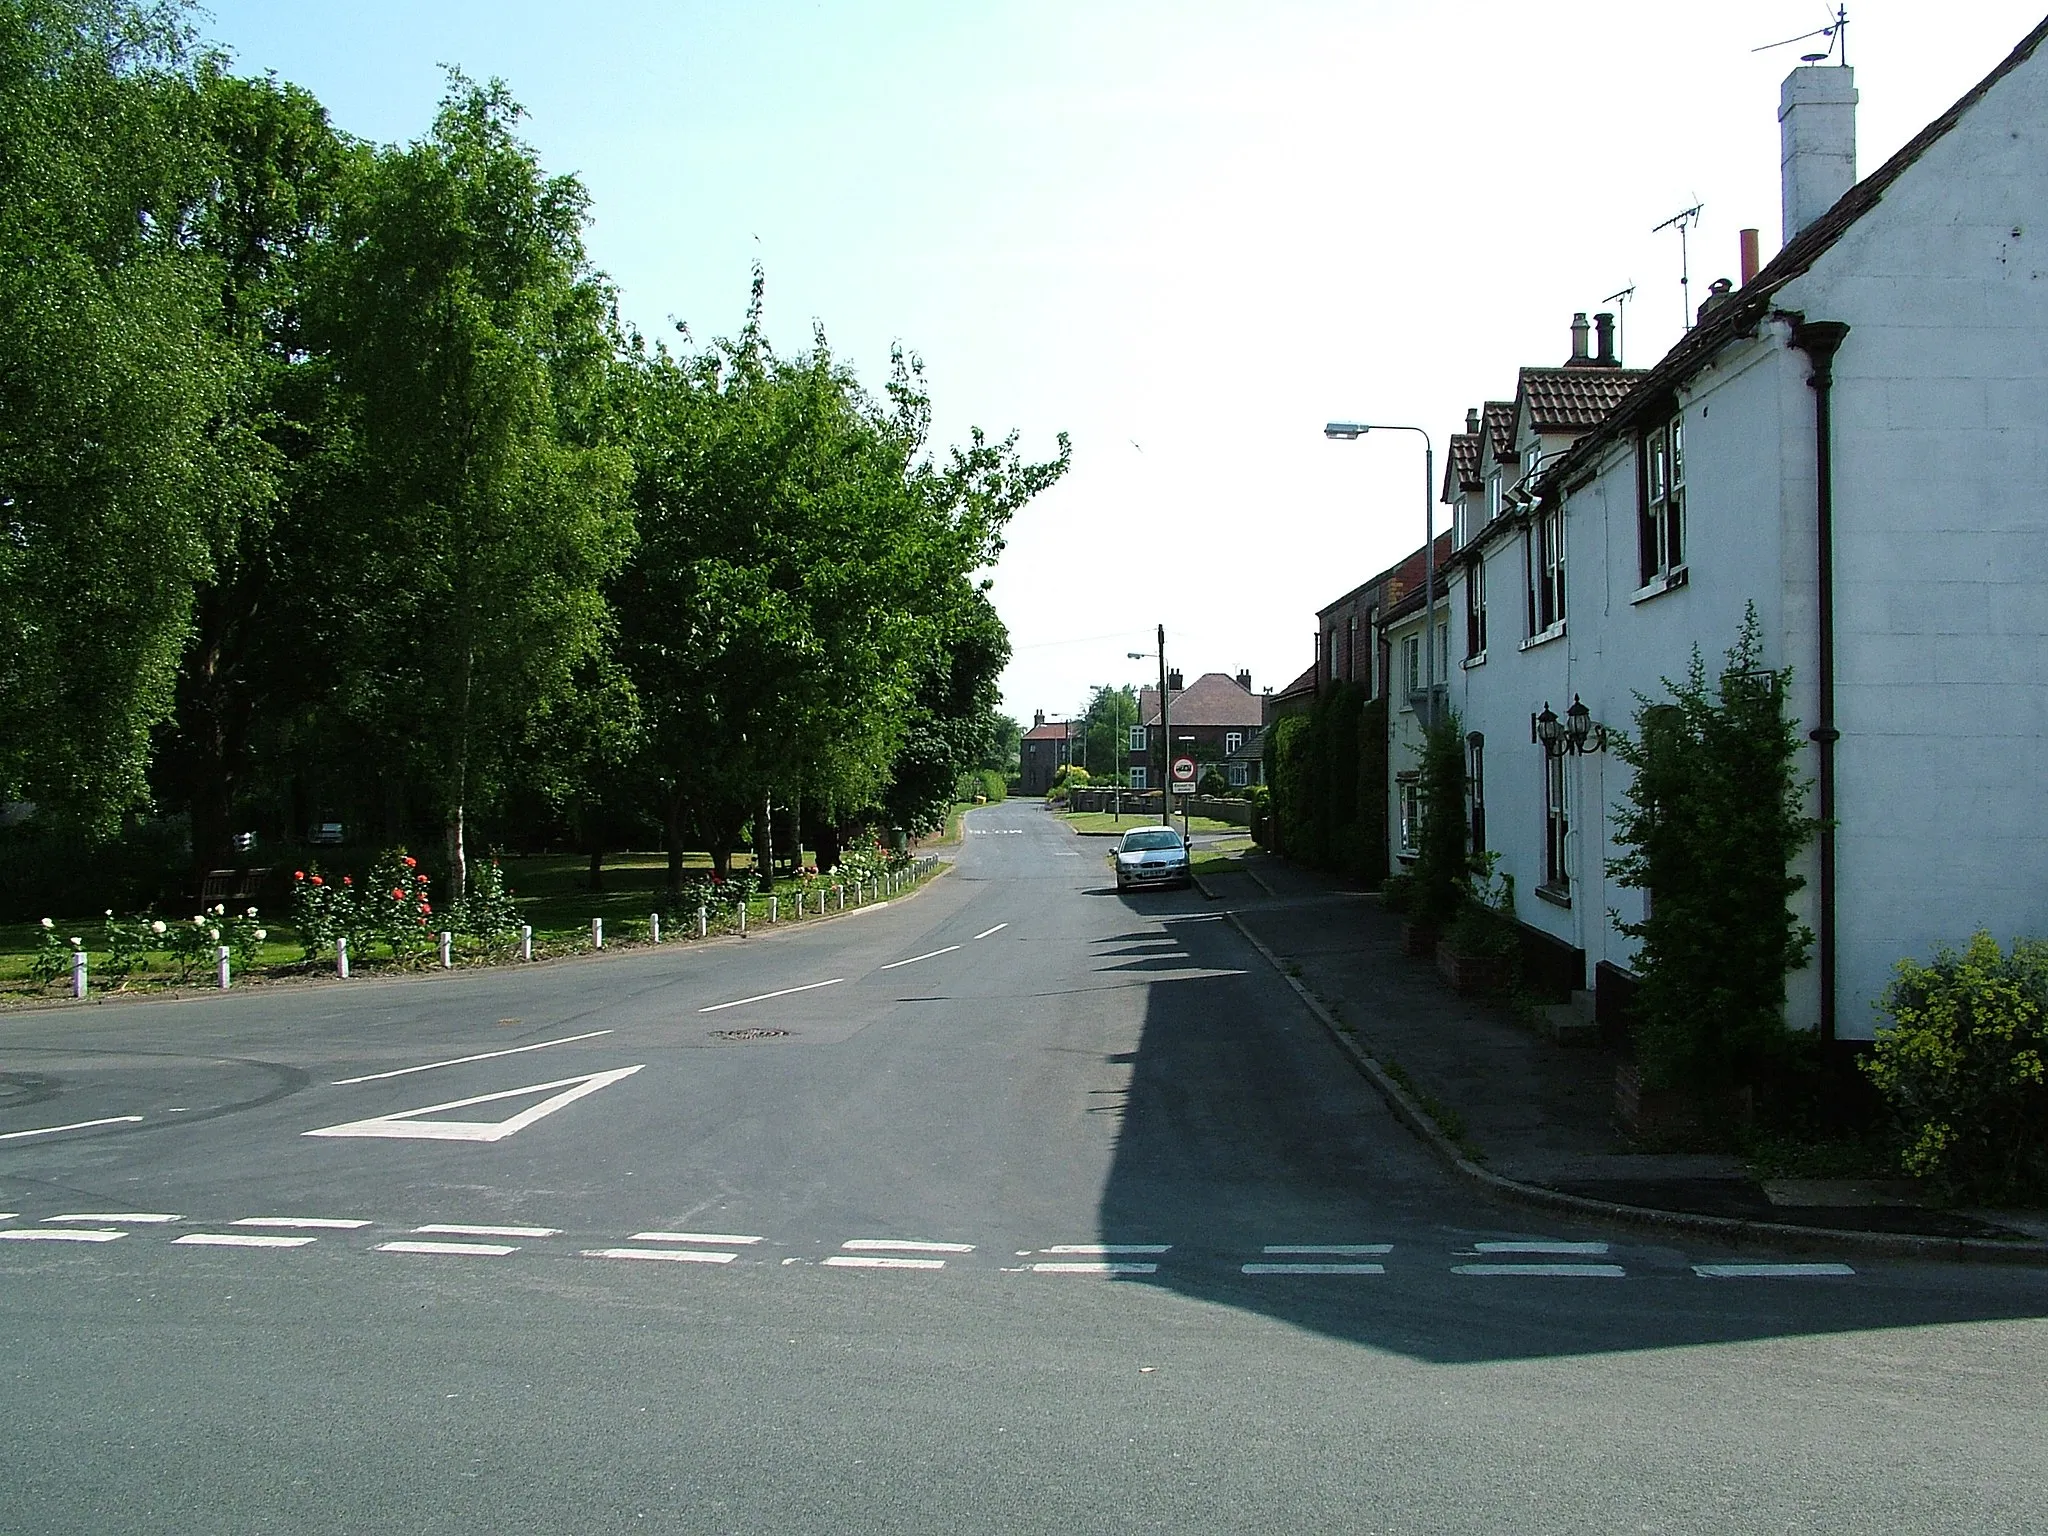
1532, 695, 1606, 757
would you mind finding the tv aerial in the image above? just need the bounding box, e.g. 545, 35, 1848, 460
1753, 4, 1850, 67
1601, 284, 1635, 365
1652, 204, 1704, 331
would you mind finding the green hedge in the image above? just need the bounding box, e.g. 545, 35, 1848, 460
1264, 684, 1387, 883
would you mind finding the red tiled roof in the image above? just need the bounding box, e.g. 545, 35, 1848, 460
1138, 672, 1263, 729
1517, 366, 1650, 433
1444, 432, 1482, 499
1482, 401, 1516, 459
1271, 662, 1319, 701
1022, 720, 1070, 741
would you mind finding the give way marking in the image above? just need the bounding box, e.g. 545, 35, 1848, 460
303, 1065, 643, 1144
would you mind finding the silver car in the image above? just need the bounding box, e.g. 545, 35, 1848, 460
1113, 825, 1190, 892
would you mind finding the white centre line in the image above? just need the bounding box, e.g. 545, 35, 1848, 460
377, 1240, 517, 1257
699, 977, 844, 1014
0, 1228, 126, 1242
0, 1115, 144, 1142
1453, 1263, 1627, 1277
232, 1217, 374, 1231
1031, 1261, 1157, 1275
584, 1247, 737, 1264
49, 1212, 182, 1224
1473, 1240, 1610, 1255
630, 1231, 762, 1246
0, 1213, 15, 1221
1242, 1262, 1386, 1275
823, 1255, 948, 1270
175, 1233, 318, 1249
842, 1239, 975, 1254
414, 1223, 558, 1239
972, 924, 1008, 940
332, 1030, 614, 1085
1693, 1262, 1858, 1278
878, 946, 960, 971
1262, 1244, 1393, 1256
1041, 1243, 1171, 1255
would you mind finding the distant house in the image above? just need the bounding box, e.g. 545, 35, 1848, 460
1018, 711, 1073, 796
1128, 670, 1264, 790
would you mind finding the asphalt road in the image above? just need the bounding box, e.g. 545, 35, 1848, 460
3, 802, 2045, 1533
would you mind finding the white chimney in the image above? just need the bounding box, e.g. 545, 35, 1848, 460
1779, 65, 1857, 242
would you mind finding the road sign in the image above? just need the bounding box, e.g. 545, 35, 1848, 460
1171, 756, 1196, 783
1171, 781, 1196, 795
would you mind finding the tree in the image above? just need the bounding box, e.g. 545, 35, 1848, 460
1082, 684, 1139, 781
309, 74, 633, 894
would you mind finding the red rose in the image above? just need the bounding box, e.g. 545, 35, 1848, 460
294, 870, 305, 881
420, 903, 432, 915
402, 856, 416, 868
342, 876, 351, 886
416, 874, 428, 884
392, 888, 404, 900
311, 875, 324, 886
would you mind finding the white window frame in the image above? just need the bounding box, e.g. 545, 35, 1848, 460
1129, 766, 1147, 791
1640, 412, 1686, 585
1398, 778, 1423, 857
1128, 724, 1147, 753
1542, 751, 1570, 893
1403, 634, 1422, 697
1225, 732, 1243, 755
1227, 761, 1248, 788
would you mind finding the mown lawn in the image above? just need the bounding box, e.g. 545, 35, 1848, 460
1061, 810, 1244, 836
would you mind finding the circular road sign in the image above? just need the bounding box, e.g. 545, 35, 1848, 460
1171, 756, 1197, 783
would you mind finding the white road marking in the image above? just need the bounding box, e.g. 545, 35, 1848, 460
414, 1223, 559, 1239
630, 1231, 762, 1246
332, 1030, 614, 1085
583, 1247, 736, 1264
377, 1240, 517, 1257
49, 1212, 181, 1224
878, 946, 960, 970
824, 1255, 947, 1270
972, 924, 1008, 940
232, 1217, 373, 1230
1262, 1244, 1393, 1255
1031, 1261, 1157, 1275
698, 978, 844, 1014
0, 1213, 15, 1221
841, 1239, 975, 1254
175, 1233, 317, 1249
1473, 1240, 1610, 1255
0, 1228, 125, 1242
1693, 1262, 1857, 1278
1453, 1263, 1627, 1277
1052, 851, 1082, 857
0, 1115, 144, 1142
1242, 1262, 1386, 1275
1041, 1243, 1171, 1255
303, 1065, 644, 1143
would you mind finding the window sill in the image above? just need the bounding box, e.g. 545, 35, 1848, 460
1461, 651, 1488, 670
1630, 565, 1689, 605
1534, 881, 1572, 909
1519, 620, 1566, 653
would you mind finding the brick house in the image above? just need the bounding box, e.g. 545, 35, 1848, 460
1018, 711, 1073, 796
1127, 671, 1265, 789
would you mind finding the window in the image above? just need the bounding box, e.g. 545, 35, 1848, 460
1128, 724, 1147, 754
1542, 751, 1570, 892
1639, 410, 1686, 584
1535, 504, 1565, 631
1403, 633, 1422, 697
1487, 474, 1502, 524
1129, 766, 1147, 791
1466, 733, 1485, 853
1465, 559, 1488, 657
1435, 620, 1449, 686
1398, 776, 1423, 856
1327, 627, 1339, 680
1228, 762, 1248, 787
1347, 615, 1358, 680
1225, 732, 1243, 755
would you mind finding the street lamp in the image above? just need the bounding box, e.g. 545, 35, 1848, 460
1128, 625, 1171, 825
1325, 421, 1437, 728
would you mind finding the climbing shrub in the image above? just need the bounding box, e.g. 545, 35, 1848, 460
1407, 708, 1470, 929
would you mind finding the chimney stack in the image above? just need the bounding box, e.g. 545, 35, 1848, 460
1780, 65, 1857, 241
1698, 277, 1735, 324
1567, 311, 1591, 364
1593, 311, 1618, 367
1033, 709, 1045, 727
1739, 228, 1761, 285
1235, 669, 1251, 692
1167, 669, 1183, 693
1465, 407, 1480, 435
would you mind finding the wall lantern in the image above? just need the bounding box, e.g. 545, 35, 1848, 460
1532, 695, 1606, 757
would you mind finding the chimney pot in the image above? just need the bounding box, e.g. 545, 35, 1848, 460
1698, 277, 1735, 323
1593, 311, 1618, 367
1568, 311, 1591, 364
1739, 227, 1761, 285
1235, 669, 1252, 692
1033, 709, 1045, 727
1167, 669, 1183, 693
1465, 407, 1480, 435
1780, 65, 1858, 242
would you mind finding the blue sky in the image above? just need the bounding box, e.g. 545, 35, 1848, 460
198, 0, 2046, 722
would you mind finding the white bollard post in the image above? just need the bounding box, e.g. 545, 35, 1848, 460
697, 906, 708, 939
216, 945, 231, 991
650, 912, 661, 944
795, 891, 804, 918
72, 947, 87, 999
592, 917, 603, 950
336, 936, 349, 978
836, 884, 844, 911
737, 901, 747, 936
439, 931, 452, 968
769, 896, 778, 924
520, 924, 532, 962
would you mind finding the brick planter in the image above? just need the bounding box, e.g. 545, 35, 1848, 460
1613, 1064, 1704, 1141
1436, 942, 1513, 996
1399, 920, 1439, 958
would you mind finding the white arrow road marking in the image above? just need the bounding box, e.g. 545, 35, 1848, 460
699, 978, 843, 1014
332, 1030, 613, 1085
303, 1066, 643, 1143
878, 946, 959, 970
176, 1233, 317, 1249
0, 1115, 144, 1142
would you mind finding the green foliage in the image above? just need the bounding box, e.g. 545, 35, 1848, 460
1263, 686, 1386, 882
1196, 766, 1228, 798
1865, 931, 2048, 1202
1081, 684, 1139, 779
1607, 605, 1820, 1092
956, 768, 1006, 804
1445, 853, 1519, 961
1408, 709, 1470, 928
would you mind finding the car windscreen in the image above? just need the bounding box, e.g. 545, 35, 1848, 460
1120, 830, 1183, 852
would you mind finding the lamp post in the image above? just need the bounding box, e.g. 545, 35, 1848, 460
1325, 421, 1436, 729
1129, 624, 1171, 825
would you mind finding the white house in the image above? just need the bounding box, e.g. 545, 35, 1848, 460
1440, 19, 2048, 1043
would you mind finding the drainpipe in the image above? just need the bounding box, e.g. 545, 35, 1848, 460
1791, 319, 1849, 1049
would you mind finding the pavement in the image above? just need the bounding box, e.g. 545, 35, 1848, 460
1194, 847, 2048, 1255
2, 801, 2045, 1532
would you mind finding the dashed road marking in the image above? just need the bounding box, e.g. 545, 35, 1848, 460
49, 1212, 181, 1224
1693, 1262, 1857, 1278
973, 924, 1008, 940
0, 1114, 144, 1142
841, 1239, 974, 1254
879, 946, 961, 971
1453, 1262, 1627, 1277
377, 1240, 517, 1257
175, 1233, 317, 1249
1, 1227, 126, 1242
1472, 1240, 1610, 1255
332, 1030, 614, 1085
1041, 1243, 1170, 1255
630, 1231, 762, 1246
699, 978, 844, 1014
414, 1223, 559, 1239
824, 1255, 947, 1270
1242, 1262, 1385, 1275
233, 1217, 373, 1230
584, 1247, 736, 1264
1263, 1244, 1392, 1256
1032, 1261, 1157, 1275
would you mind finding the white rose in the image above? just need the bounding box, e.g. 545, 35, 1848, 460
214, 903, 226, 916
209, 928, 221, 942
253, 929, 267, 942
69, 937, 81, 948
40, 917, 53, 929
151, 920, 166, 935
105, 909, 114, 917
247, 906, 258, 918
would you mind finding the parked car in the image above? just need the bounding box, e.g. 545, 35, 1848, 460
1113, 825, 1190, 892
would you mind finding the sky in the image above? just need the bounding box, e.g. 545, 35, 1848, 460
198, 0, 2046, 725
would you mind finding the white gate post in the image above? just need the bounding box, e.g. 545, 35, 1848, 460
737, 901, 747, 936
71, 947, 87, 999
336, 936, 349, 978
216, 945, 231, 990
769, 896, 778, 924
520, 925, 532, 962
592, 917, 603, 950
650, 912, 661, 944
439, 931, 452, 968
